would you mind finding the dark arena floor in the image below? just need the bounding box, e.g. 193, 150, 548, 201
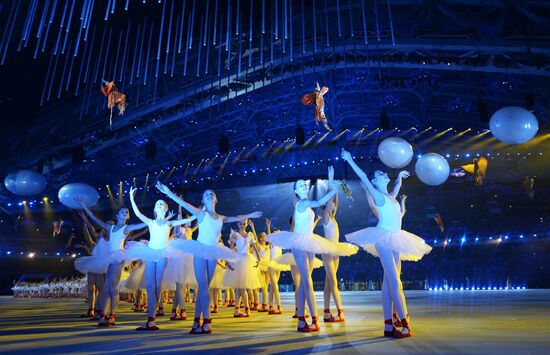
1, 290, 548, 354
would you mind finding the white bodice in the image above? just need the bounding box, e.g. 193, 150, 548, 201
376, 194, 402, 232
197, 213, 223, 246
322, 217, 339, 243
293, 203, 315, 236
148, 221, 171, 250
109, 225, 127, 252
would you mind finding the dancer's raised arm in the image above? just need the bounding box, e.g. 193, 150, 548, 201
155, 182, 205, 219
129, 187, 153, 225
390, 171, 410, 198
75, 199, 110, 231
341, 149, 384, 206
297, 166, 337, 211
223, 211, 263, 224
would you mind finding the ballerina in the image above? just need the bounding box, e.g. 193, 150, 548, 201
74, 200, 146, 327
265, 219, 286, 315
268, 166, 358, 332
320, 190, 345, 322
155, 182, 261, 334
362, 181, 411, 329
223, 221, 262, 318
342, 149, 432, 338
164, 205, 198, 321
126, 187, 196, 331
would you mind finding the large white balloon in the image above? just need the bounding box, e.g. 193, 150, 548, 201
58, 183, 100, 209
378, 137, 414, 169
4, 170, 47, 196
415, 153, 450, 186
489, 106, 538, 145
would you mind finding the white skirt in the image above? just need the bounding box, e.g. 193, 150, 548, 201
164, 254, 197, 287
268, 231, 358, 256
346, 227, 432, 261
273, 253, 323, 269
210, 263, 226, 289
74, 250, 127, 274
170, 239, 238, 262
222, 254, 262, 289
122, 264, 146, 290
125, 241, 182, 262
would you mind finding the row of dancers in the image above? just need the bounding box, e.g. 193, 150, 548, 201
72, 149, 432, 338
12, 277, 87, 298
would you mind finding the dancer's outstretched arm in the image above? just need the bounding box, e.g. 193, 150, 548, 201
155, 182, 205, 220
223, 211, 263, 224
129, 187, 153, 225
297, 166, 338, 211
341, 149, 385, 206
75, 199, 110, 231
390, 171, 410, 198
361, 182, 380, 219
169, 215, 197, 227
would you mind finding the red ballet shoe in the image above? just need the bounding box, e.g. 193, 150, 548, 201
394, 318, 412, 338
106, 314, 116, 326
136, 317, 159, 331
258, 304, 268, 312
202, 318, 212, 334
189, 317, 202, 334
155, 307, 164, 317
384, 319, 397, 337
393, 313, 403, 327
233, 307, 246, 318
297, 316, 312, 332
211, 305, 219, 314
310, 316, 320, 331
97, 313, 109, 327
79, 308, 94, 318
180, 309, 188, 320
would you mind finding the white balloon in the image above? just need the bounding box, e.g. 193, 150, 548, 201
58, 183, 100, 209
378, 137, 414, 169
489, 106, 538, 145
4, 170, 47, 196
415, 153, 450, 186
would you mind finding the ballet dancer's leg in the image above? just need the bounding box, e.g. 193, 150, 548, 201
294, 250, 318, 331
376, 246, 410, 337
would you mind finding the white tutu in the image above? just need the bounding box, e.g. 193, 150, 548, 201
123, 265, 146, 290
210, 263, 226, 289
267, 231, 356, 256
222, 254, 262, 289
125, 241, 183, 262
346, 227, 432, 261
74, 250, 127, 274
170, 239, 238, 262
273, 253, 323, 269
164, 254, 197, 287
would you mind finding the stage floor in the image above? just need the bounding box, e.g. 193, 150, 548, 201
0, 290, 548, 354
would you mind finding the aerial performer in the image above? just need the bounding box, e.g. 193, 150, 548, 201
301, 82, 331, 130
155, 181, 262, 334
101, 80, 127, 127
461, 157, 488, 186
342, 149, 432, 338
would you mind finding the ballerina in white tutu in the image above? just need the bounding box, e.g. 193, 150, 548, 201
75, 211, 108, 319
362, 181, 411, 328
341, 149, 432, 338
164, 205, 198, 321
264, 219, 286, 315
268, 166, 358, 332
223, 222, 262, 318
74, 200, 147, 327
155, 181, 261, 334
127, 187, 196, 331
320, 190, 346, 322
